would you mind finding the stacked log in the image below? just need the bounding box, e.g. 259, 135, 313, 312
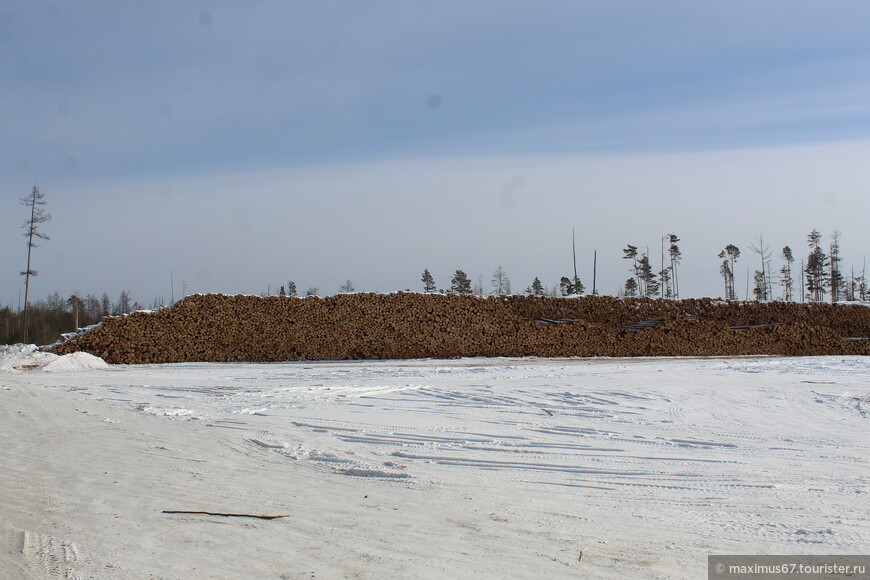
48, 293, 870, 364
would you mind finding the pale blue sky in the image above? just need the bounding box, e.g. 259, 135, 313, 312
3, 1, 870, 307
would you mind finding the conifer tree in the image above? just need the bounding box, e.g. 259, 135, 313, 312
718, 245, 740, 300
805, 230, 828, 302
718, 259, 732, 300
847, 267, 857, 301
780, 246, 794, 301
623, 278, 638, 297
623, 245, 640, 294
638, 254, 659, 297
421, 269, 436, 293
752, 270, 767, 301
658, 265, 672, 299
829, 231, 844, 302
668, 234, 681, 299
559, 275, 584, 296
526, 277, 545, 296
287, 281, 298, 297
450, 270, 473, 295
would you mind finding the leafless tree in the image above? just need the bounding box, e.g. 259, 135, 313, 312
67, 294, 83, 329
474, 274, 485, 297
115, 290, 133, 315
749, 236, 773, 301
20, 186, 51, 342
491, 265, 511, 295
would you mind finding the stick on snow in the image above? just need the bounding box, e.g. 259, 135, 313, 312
162, 510, 289, 520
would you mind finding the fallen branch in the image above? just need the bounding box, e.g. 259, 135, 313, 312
535, 318, 581, 325
162, 510, 288, 520
621, 317, 665, 332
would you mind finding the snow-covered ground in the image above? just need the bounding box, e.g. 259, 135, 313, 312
2, 350, 868, 579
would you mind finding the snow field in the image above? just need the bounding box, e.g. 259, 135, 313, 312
1, 354, 868, 578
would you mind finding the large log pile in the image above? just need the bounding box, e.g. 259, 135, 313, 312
48, 293, 870, 364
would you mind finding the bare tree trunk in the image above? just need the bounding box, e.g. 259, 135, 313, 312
801, 260, 805, 302
22, 197, 36, 343
572, 227, 578, 282
592, 250, 597, 296
20, 186, 50, 344
660, 237, 665, 299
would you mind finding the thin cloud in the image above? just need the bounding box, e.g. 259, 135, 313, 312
4, 2, 870, 306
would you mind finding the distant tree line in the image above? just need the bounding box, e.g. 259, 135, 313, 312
6, 229, 869, 346
620, 234, 681, 299
416, 230, 866, 304
0, 290, 155, 346
714, 230, 865, 303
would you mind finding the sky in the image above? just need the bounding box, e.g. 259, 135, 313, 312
3, 1, 870, 308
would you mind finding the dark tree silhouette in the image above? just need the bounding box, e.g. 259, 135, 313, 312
450, 270, 473, 295
421, 269, 437, 293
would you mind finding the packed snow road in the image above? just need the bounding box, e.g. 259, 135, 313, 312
2, 354, 868, 579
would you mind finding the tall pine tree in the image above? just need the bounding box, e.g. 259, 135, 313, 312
450, 270, 472, 295
829, 231, 844, 303
805, 230, 827, 302
668, 234, 681, 299
780, 246, 794, 301
718, 245, 740, 300
421, 269, 437, 293
638, 254, 659, 298
623, 245, 640, 294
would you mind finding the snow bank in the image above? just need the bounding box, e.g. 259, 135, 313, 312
0, 344, 58, 372
40, 351, 109, 372
0, 344, 107, 373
